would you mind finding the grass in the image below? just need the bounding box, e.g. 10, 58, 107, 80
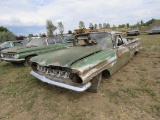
0, 33, 160, 120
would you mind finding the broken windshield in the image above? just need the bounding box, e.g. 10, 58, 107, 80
76, 32, 113, 49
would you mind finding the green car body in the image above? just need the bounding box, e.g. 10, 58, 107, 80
30, 32, 142, 92
1, 37, 72, 65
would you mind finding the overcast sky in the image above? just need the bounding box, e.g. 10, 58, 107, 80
0, 0, 160, 35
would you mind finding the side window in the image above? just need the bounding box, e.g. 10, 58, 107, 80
14, 42, 23, 46
55, 38, 64, 44
116, 36, 124, 46
47, 39, 56, 45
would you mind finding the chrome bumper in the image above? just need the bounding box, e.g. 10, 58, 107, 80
30, 71, 92, 92
1, 58, 25, 62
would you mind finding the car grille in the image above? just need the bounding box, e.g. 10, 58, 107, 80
3, 53, 15, 58
37, 65, 70, 79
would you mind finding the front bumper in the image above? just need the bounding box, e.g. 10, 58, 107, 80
1, 57, 25, 62
30, 71, 92, 92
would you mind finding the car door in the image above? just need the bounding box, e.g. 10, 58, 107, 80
115, 35, 130, 68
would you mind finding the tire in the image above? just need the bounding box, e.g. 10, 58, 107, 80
24, 56, 34, 66
87, 72, 102, 93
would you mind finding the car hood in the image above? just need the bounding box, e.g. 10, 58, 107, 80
31, 47, 102, 68
1, 45, 38, 53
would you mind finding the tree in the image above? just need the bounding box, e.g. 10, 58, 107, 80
0, 31, 16, 42
94, 24, 98, 29
68, 30, 72, 34
0, 26, 9, 32
106, 23, 110, 28
41, 33, 47, 37
46, 19, 57, 37
79, 21, 85, 29
112, 25, 116, 30
89, 23, 93, 29
58, 22, 64, 36
28, 34, 33, 38
103, 23, 107, 29
126, 23, 130, 28
99, 23, 102, 29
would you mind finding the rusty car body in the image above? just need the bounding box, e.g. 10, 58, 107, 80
0, 40, 28, 60
148, 26, 160, 34
30, 31, 142, 92
126, 28, 140, 36
1, 37, 72, 66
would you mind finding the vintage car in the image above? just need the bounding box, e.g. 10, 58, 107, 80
0, 40, 28, 60
1, 37, 72, 66
0, 40, 27, 52
30, 31, 142, 92
126, 28, 140, 36
148, 26, 160, 34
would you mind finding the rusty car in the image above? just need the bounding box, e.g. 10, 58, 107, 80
30, 31, 142, 92
1, 37, 72, 66
0, 40, 28, 60
126, 28, 140, 36
148, 26, 160, 34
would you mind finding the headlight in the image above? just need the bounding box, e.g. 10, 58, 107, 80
14, 54, 19, 59
1, 53, 4, 57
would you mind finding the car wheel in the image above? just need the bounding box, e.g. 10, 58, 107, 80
87, 72, 102, 93
24, 56, 33, 66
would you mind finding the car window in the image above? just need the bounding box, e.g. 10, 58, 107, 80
47, 38, 56, 44
116, 35, 124, 46
75, 33, 113, 49
55, 38, 64, 44
0, 42, 12, 48
13, 42, 23, 46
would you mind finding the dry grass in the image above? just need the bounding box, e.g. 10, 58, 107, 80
0, 34, 160, 120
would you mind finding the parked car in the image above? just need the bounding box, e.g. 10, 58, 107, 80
0, 40, 28, 60
1, 37, 72, 66
126, 28, 140, 36
148, 26, 160, 34
30, 31, 142, 93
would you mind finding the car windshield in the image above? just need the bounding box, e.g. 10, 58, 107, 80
151, 26, 160, 30
0, 42, 12, 48
75, 33, 113, 49
26, 38, 46, 46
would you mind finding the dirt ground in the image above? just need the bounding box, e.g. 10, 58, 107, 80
0, 34, 160, 120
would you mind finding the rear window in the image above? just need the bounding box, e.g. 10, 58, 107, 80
55, 38, 64, 43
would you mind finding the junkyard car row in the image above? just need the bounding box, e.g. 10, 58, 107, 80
1, 29, 142, 92
1, 37, 72, 66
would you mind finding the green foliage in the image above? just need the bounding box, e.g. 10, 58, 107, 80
0, 31, 16, 42
126, 23, 130, 28
46, 19, 57, 37
94, 24, 98, 29
99, 23, 102, 29
58, 21, 64, 36
103, 23, 110, 29
68, 30, 72, 34
0, 26, 9, 32
79, 21, 85, 29
28, 34, 33, 38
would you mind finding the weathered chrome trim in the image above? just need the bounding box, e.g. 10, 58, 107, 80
1, 58, 25, 62
30, 70, 92, 92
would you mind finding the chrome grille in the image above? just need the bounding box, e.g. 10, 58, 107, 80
3, 53, 15, 58
37, 65, 70, 79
